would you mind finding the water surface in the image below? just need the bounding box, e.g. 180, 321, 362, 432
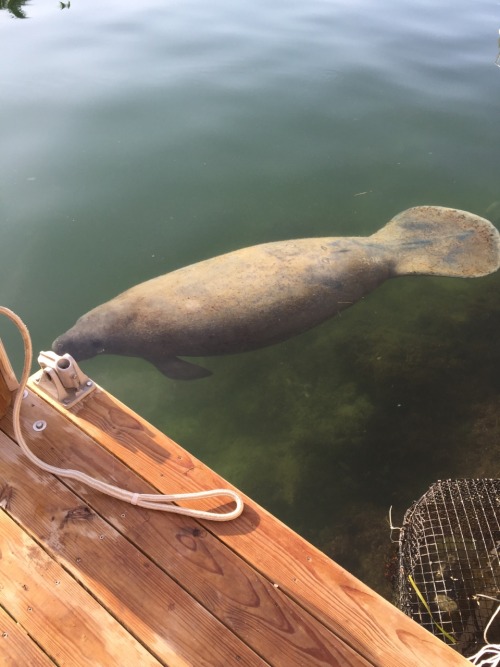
1, 0, 500, 595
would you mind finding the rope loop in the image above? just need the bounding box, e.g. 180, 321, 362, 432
0, 306, 244, 522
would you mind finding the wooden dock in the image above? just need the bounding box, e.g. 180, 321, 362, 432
0, 354, 469, 666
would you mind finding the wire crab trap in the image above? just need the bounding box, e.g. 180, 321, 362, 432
394, 479, 500, 659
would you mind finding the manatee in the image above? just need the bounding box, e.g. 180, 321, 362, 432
52, 206, 500, 380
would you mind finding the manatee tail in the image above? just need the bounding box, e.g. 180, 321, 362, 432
372, 206, 500, 278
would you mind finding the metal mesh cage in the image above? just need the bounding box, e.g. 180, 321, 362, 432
395, 479, 500, 657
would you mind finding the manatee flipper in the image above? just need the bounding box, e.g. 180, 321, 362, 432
372, 206, 500, 278
150, 356, 212, 380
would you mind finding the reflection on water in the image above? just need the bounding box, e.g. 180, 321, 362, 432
1, 0, 500, 597
0, 0, 72, 17
0, 0, 29, 19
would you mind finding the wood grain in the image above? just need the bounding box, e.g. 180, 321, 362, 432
0, 605, 55, 667
25, 382, 469, 667
0, 428, 268, 667
0, 509, 162, 667
0, 366, 11, 420
2, 391, 372, 667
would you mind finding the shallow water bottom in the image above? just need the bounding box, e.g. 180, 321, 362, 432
82, 270, 500, 598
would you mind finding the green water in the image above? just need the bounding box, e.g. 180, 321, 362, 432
1, 0, 500, 595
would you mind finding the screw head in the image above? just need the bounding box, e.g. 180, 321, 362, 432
32, 420, 47, 432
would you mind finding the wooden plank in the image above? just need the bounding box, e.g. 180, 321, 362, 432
0, 509, 162, 667
26, 382, 469, 667
2, 391, 373, 666
0, 344, 12, 419
0, 429, 268, 667
0, 378, 10, 421
0, 339, 18, 392
0, 606, 55, 667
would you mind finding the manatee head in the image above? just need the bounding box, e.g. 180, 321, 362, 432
52, 299, 136, 361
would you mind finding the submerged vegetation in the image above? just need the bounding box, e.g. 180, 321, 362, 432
99, 269, 500, 597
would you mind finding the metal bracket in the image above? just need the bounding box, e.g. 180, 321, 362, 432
33, 351, 96, 408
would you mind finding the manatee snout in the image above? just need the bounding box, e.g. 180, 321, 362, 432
52, 335, 65, 356
52, 328, 104, 361
52, 332, 81, 359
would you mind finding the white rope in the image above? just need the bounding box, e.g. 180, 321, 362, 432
0, 306, 244, 521
468, 645, 500, 667
388, 505, 402, 543
467, 604, 500, 666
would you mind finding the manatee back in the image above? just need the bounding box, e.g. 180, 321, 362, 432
119, 237, 390, 356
